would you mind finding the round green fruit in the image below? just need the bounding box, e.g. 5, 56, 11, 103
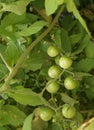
46, 80, 60, 94
55, 55, 60, 65
48, 65, 61, 79
59, 56, 72, 69
64, 76, 78, 90
62, 104, 76, 119
39, 107, 54, 121
47, 46, 59, 57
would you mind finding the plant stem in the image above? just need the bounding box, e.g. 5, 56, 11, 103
0, 5, 65, 93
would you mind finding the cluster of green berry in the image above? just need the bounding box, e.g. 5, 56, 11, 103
39, 45, 78, 121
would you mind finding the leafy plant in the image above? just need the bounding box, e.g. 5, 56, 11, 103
0, 0, 94, 130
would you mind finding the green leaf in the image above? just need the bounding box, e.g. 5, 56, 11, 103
17, 21, 47, 37
22, 113, 34, 130
84, 76, 94, 99
0, 26, 16, 40
4, 41, 23, 66
69, 33, 82, 45
54, 29, 62, 49
72, 35, 90, 55
25, 44, 48, 71
0, 105, 26, 126
1, 13, 38, 28
60, 93, 78, 105
65, 0, 90, 36
61, 28, 72, 52
32, 0, 45, 9
74, 58, 94, 72
45, 0, 64, 16
0, 0, 32, 15
85, 42, 94, 58
8, 88, 45, 106
0, 63, 8, 78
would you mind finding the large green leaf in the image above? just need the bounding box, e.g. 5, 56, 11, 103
8, 88, 45, 106
45, 0, 64, 15
22, 113, 34, 130
0, 105, 26, 126
17, 21, 47, 37
0, 0, 32, 15
65, 0, 90, 36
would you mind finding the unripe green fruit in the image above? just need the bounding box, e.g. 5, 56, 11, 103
59, 56, 72, 69
46, 80, 60, 94
55, 55, 60, 65
62, 104, 76, 119
48, 65, 61, 79
47, 46, 59, 57
64, 76, 78, 90
39, 107, 54, 121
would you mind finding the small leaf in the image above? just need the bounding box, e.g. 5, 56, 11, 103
8, 88, 45, 106
22, 113, 34, 130
17, 21, 47, 36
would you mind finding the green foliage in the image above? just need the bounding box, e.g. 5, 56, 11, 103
8, 88, 46, 106
17, 21, 47, 37
0, 105, 26, 126
45, 0, 64, 15
0, 0, 32, 15
0, 0, 94, 130
22, 113, 34, 130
